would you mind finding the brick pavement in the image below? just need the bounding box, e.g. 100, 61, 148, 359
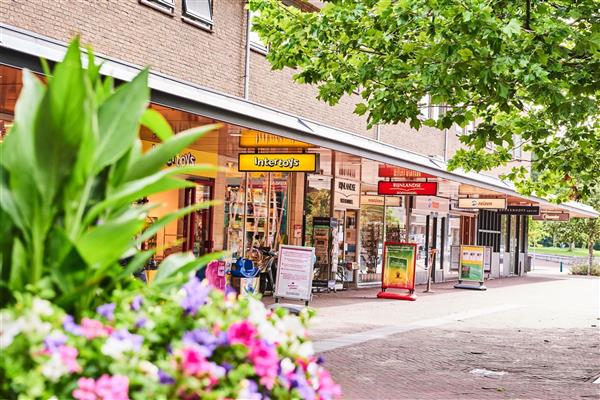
323, 327, 600, 400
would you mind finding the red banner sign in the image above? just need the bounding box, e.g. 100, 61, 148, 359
378, 165, 436, 179
378, 181, 438, 196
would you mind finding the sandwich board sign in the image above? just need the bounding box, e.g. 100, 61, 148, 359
377, 242, 418, 301
273, 245, 315, 306
454, 245, 487, 290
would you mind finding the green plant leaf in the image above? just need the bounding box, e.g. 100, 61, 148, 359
141, 108, 174, 141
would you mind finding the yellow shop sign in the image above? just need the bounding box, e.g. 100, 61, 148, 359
239, 130, 315, 148
238, 153, 318, 172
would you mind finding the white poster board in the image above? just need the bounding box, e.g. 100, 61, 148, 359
450, 245, 461, 271
274, 245, 315, 302
484, 246, 492, 272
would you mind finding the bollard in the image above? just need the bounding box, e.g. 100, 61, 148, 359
559, 261, 563, 272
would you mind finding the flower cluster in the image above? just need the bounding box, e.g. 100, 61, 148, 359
0, 277, 341, 399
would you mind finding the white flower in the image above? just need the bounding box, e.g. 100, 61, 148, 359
32, 298, 53, 317
280, 358, 295, 374
22, 314, 51, 336
278, 315, 304, 337
41, 352, 68, 382
101, 337, 134, 360
0, 312, 23, 349
297, 342, 314, 358
257, 321, 280, 344
138, 360, 159, 379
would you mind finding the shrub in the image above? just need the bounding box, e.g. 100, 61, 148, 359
569, 264, 600, 276
0, 279, 341, 399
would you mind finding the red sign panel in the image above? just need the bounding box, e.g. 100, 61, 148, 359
378, 181, 438, 196
378, 165, 436, 179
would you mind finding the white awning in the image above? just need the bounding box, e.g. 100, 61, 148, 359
1, 23, 597, 218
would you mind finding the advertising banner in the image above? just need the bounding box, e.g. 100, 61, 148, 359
378, 181, 438, 196
378, 165, 436, 179
239, 130, 315, 148
497, 206, 540, 216
381, 242, 417, 291
457, 198, 507, 209
274, 245, 315, 302
238, 153, 318, 172
459, 245, 485, 282
532, 213, 569, 221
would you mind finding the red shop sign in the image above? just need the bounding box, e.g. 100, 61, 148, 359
378, 165, 436, 179
378, 181, 438, 196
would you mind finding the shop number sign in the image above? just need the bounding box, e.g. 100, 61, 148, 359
274, 245, 315, 302
381, 242, 417, 291
238, 153, 318, 172
459, 245, 485, 282
378, 181, 438, 196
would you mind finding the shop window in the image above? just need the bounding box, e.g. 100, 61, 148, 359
183, 0, 213, 30
140, 0, 175, 15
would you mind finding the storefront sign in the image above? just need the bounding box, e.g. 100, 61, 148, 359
378, 165, 436, 179
141, 140, 217, 178
381, 242, 417, 291
459, 245, 485, 282
378, 181, 438, 196
239, 130, 314, 148
457, 198, 507, 209
360, 195, 401, 207
334, 178, 360, 209
497, 206, 540, 216
238, 153, 318, 172
532, 213, 569, 221
274, 245, 315, 302
414, 196, 450, 212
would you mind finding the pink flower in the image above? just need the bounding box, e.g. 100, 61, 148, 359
316, 368, 342, 399
227, 321, 257, 346
73, 377, 97, 400
72, 375, 129, 400
81, 318, 109, 339
180, 346, 210, 376
58, 345, 81, 373
248, 340, 278, 389
95, 374, 129, 400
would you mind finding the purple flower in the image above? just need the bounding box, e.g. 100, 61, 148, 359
135, 317, 147, 329
316, 355, 325, 365
182, 329, 221, 357
180, 277, 211, 315
158, 370, 175, 385
96, 303, 116, 321
44, 332, 67, 352
63, 315, 82, 336
130, 295, 143, 312
112, 329, 144, 350
291, 368, 316, 400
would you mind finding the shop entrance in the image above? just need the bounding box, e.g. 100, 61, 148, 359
333, 209, 359, 278
182, 179, 214, 257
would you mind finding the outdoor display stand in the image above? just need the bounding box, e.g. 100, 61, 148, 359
377, 242, 418, 301
454, 245, 487, 290
269, 245, 316, 315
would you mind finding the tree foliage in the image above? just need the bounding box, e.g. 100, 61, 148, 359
248, 0, 600, 202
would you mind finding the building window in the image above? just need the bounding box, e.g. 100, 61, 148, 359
513, 135, 523, 160
249, 11, 268, 53
140, 0, 175, 15
183, 0, 213, 30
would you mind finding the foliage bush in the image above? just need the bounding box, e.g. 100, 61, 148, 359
569, 264, 600, 276
0, 282, 340, 399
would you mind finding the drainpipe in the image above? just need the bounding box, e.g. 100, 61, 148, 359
243, 5, 251, 100
443, 128, 448, 161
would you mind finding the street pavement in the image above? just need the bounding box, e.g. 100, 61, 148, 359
288, 268, 600, 399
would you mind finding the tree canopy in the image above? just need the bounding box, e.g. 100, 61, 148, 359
248, 0, 600, 202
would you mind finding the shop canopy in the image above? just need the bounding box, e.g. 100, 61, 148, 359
1, 24, 597, 219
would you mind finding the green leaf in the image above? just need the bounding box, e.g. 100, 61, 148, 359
354, 103, 368, 115
502, 19, 521, 37
94, 69, 150, 172
140, 108, 174, 141
125, 124, 220, 181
